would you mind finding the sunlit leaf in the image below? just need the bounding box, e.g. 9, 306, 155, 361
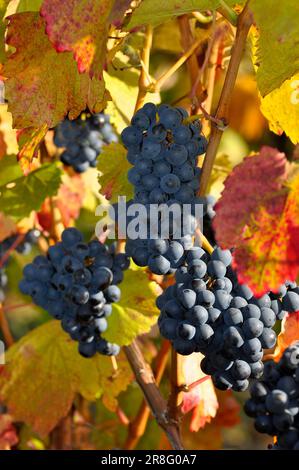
0, 321, 132, 435
103, 267, 161, 346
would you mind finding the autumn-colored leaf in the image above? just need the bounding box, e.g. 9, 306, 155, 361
0, 321, 132, 435
260, 72, 299, 144
233, 172, 299, 296
213, 146, 288, 249
41, 0, 115, 77
3, 12, 109, 129
16, 125, 48, 175
97, 142, 133, 203
0, 414, 18, 450
182, 353, 218, 432
37, 173, 85, 232
272, 312, 299, 362
103, 266, 161, 346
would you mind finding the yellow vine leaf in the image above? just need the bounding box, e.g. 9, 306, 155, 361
103, 267, 162, 346
260, 73, 299, 144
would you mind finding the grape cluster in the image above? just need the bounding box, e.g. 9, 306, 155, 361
19, 228, 130, 358
157, 246, 299, 391
245, 342, 299, 450
0, 230, 40, 303
54, 113, 117, 173
121, 103, 208, 275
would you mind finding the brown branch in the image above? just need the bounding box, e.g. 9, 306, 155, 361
0, 233, 25, 269
0, 303, 14, 347
124, 340, 183, 450
134, 25, 153, 113
124, 340, 170, 450
178, 15, 205, 107
167, 349, 185, 426
199, 3, 253, 196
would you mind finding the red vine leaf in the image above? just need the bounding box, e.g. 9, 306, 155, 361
182, 353, 218, 432
233, 174, 299, 295
37, 174, 85, 232
3, 12, 109, 129
213, 146, 288, 248
213, 147, 299, 295
41, 0, 124, 77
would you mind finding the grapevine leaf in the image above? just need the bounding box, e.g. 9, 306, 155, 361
0, 155, 22, 186
251, 0, 299, 96
182, 353, 218, 432
97, 142, 133, 203
16, 125, 48, 175
3, 12, 109, 129
127, 1, 221, 28
37, 174, 85, 232
0, 321, 132, 435
260, 73, 299, 144
41, 0, 120, 77
0, 162, 62, 220
103, 267, 162, 346
233, 173, 299, 296
213, 147, 288, 248
272, 312, 299, 361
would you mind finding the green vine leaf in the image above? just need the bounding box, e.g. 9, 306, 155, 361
0, 162, 62, 220
251, 0, 299, 96
0, 321, 132, 435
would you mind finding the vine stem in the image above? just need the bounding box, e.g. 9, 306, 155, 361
0, 233, 25, 269
167, 348, 185, 425
0, 303, 14, 347
124, 340, 170, 450
199, 3, 253, 196
124, 340, 184, 450
154, 34, 204, 93
178, 15, 205, 107
134, 25, 153, 113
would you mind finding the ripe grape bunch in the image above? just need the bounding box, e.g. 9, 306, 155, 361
54, 113, 117, 173
122, 102, 208, 275
245, 342, 299, 450
157, 246, 299, 392
0, 230, 41, 303
19, 228, 130, 358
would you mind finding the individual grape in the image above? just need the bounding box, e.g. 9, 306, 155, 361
160, 174, 181, 194
177, 322, 196, 340
148, 254, 170, 275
